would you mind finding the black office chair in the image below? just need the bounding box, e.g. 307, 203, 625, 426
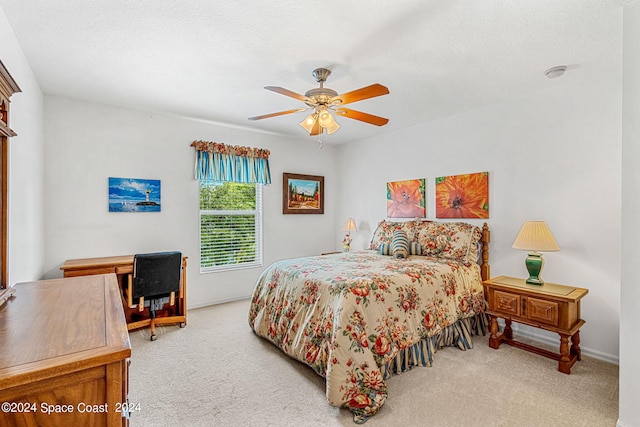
128, 251, 184, 341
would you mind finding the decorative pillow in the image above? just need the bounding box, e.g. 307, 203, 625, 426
416, 221, 482, 264
379, 243, 392, 256
369, 220, 424, 250
370, 220, 401, 249
392, 229, 409, 259
409, 242, 422, 256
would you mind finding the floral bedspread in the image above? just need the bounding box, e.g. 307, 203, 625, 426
248, 250, 486, 423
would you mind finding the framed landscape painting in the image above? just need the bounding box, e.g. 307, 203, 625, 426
435, 172, 489, 218
109, 177, 161, 212
386, 178, 426, 218
283, 173, 324, 214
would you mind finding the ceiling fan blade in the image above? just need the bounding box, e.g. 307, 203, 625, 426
335, 108, 389, 126
331, 84, 389, 106
264, 86, 310, 102
248, 108, 308, 121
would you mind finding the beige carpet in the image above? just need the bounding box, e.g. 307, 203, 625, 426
128, 299, 618, 427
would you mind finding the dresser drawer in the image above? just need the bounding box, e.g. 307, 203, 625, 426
493, 290, 521, 316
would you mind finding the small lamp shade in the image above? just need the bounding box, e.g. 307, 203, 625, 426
299, 114, 317, 133
318, 109, 336, 127
343, 218, 357, 234
512, 220, 559, 285
325, 120, 340, 134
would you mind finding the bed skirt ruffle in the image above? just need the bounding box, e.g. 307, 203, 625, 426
380, 312, 489, 380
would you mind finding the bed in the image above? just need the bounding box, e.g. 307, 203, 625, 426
248, 220, 490, 423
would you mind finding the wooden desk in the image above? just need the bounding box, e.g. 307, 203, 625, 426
0, 274, 130, 427
61, 255, 136, 278
483, 275, 588, 374
61, 254, 187, 331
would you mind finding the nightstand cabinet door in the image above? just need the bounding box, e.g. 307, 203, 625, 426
483, 276, 588, 334
491, 290, 560, 327
527, 297, 559, 326
494, 290, 521, 317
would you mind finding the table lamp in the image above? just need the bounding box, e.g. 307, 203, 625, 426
512, 220, 559, 285
342, 218, 357, 252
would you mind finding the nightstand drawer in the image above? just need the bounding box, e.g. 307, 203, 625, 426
527, 297, 559, 326
494, 290, 521, 316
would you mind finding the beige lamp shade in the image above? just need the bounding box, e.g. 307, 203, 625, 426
512, 220, 560, 252
343, 218, 357, 233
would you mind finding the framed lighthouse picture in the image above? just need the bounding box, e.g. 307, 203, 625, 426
108, 177, 161, 212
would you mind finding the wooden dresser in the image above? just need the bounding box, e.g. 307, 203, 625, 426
0, 274, 131, 427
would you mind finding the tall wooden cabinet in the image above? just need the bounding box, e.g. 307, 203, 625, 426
0, 59, 20, 292
0, 274, 131, 427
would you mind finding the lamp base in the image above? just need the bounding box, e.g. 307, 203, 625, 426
342, 234, 352, 252
525, 276, 544, 285
524, 252, 545, 285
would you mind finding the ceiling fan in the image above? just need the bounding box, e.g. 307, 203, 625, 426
248, 68, 389, 136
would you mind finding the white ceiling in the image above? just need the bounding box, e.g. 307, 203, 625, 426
0, 0, 631, 144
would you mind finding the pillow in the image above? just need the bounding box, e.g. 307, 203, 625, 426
409, 242, 422, 256
416, 222, 482, 264
379, 243, 392, 256
370, 220, 400, 249
392, 229, 409, 259
369, 220, 423, 250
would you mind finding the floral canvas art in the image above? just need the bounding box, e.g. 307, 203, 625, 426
435, 172, 489, 218
386, 179, 426, 218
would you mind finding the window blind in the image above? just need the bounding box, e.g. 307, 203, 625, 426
199, 181, 263, 272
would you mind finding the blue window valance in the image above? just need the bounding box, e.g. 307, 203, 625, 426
191, 140, 271, 184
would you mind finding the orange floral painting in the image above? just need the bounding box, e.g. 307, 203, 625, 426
435, 172, 489, 218
386, 179, 426, 218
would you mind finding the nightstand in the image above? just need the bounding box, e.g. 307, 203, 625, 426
482, 275, 588, 374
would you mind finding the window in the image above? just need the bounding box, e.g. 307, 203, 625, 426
199, 181, 263, 272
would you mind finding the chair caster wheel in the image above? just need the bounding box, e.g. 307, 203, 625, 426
150, 334, 157, 341
180, 323, 186, 328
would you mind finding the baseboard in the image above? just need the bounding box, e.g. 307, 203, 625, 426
186, 295, 251, 310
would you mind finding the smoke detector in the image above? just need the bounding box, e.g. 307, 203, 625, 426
545, 66, 567, 79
